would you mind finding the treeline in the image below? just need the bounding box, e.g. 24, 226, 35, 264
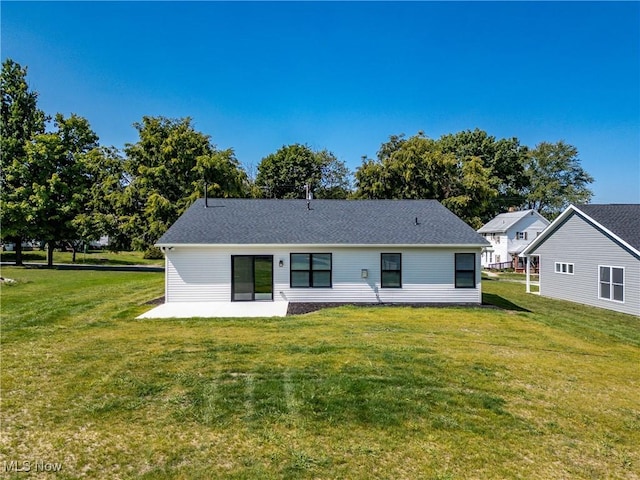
1, 59, 593, 265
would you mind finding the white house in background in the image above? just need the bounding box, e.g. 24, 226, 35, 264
522, 204, 640, 317
477, 209, 550, 271
145, 199, 490, 317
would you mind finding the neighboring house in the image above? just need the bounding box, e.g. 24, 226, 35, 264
522, 204, 640, 317
477, 210, 550, 270
155, 199, 490, 309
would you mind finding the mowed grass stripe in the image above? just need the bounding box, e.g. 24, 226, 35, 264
1, 267, 639, 479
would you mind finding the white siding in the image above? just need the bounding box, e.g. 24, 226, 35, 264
534, 214, 640, 316
166, 246, 482, 304
482, 234, 508, 267
480, 213, 549, 267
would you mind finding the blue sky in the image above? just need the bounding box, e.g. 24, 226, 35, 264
2, 1, 639, 203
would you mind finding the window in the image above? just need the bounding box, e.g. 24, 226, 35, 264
516, 232, 528, 240
455, 253, 476, 288
555, 262, 574, 275
290, 253, 332, 288
381, 253, 401, 288
599, 266, 624, 302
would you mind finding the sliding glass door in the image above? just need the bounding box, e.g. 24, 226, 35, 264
231, 255, 273, 301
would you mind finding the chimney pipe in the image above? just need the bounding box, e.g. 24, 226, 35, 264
204, 181, 208, 208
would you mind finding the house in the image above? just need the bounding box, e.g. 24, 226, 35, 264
477, 209, 550, 271
522, 204, 640, 316
145, 199, 490, 317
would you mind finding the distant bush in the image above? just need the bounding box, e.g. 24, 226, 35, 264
143, 247, 164, 260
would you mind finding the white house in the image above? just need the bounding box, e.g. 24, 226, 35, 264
522, 204, 639, 317
477, 210, 549, 270
142, 199, 490, 318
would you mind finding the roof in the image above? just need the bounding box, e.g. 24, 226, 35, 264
522, 204, 640, 257
576, 204, 640, 251
477, 209, 548, 233
157, 199, 490, 247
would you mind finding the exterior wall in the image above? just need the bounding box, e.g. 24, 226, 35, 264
505, 215, 549, 261
481, 214, 549, 268
166, 246, 483, 304
533, 214, 640, 316
481, 234, 508, 267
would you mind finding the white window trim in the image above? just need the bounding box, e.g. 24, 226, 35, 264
598, 265, 625, 303
554, 262, 574, 275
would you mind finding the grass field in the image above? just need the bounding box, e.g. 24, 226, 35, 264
1, 267, 639, 479
0, 250, 163, 266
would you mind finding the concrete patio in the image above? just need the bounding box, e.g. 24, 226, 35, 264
137, 301, 289, 319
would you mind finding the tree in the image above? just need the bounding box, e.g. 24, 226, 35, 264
523, 141, 593, 218
72, 146, 130, 252
0, 59, 47, 265
354, 132, 498, 227
27, 113, 99, 266
255, 144, 351, 199
122, 116, 249, 250
438, 129, 529, 219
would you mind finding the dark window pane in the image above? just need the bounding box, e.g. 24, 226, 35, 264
382, 253, 401, 271
600, 267, 610, 283
291, 254, 310, 270
456, 271, 475, 288
456, 253, 475, 271
382, 271, 401, 288
555, 263, 561, 273
568, 264, 574, 274
613, 285, 624, 302
612, 268, 623, 284
600, 282, 610, 299
312, 254, 331, 270
312, 271, 331, 287
291, 271, 309, 288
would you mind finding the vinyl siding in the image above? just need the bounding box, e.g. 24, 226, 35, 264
166, 246, 482, 304
533, 213, 640, 316
481, 214, 549, 267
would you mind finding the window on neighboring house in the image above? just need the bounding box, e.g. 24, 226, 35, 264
381, 253, 401, 288
516, 232, 528, 240
599, 266, 624, 302
555, 262, 574, 275
290, 253, 332, 288
455, 253, 476, 288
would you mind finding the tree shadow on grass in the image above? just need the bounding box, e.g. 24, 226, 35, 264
483, 293, 531, 313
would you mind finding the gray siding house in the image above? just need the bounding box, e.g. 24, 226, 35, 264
522, 204, 640, 316
154, 199, 489, 312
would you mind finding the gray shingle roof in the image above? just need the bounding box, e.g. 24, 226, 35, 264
157, 199, 490, 246
577, 204, 640, 251
477, 209, 544, 233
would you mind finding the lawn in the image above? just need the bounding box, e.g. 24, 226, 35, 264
0, 249, 163, 266
1, 268, 639, 479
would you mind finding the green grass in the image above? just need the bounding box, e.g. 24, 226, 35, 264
1, 267, 639, 479
0, 249, 163, 266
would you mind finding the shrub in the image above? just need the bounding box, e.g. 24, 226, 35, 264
143, 247, 164, 260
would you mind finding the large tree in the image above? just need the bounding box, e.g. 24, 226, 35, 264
438, 129, 529, 218
72, 146, 131, 252
523, 141, 593, 218
255, 144, 351, 199
0, 59, 47, 265
27, 113, 99, 266
122, 116, 248, 250
354, 132, 497, 227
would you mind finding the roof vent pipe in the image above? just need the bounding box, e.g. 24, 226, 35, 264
204, 181, 208, 208
415, 217, 419, 226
